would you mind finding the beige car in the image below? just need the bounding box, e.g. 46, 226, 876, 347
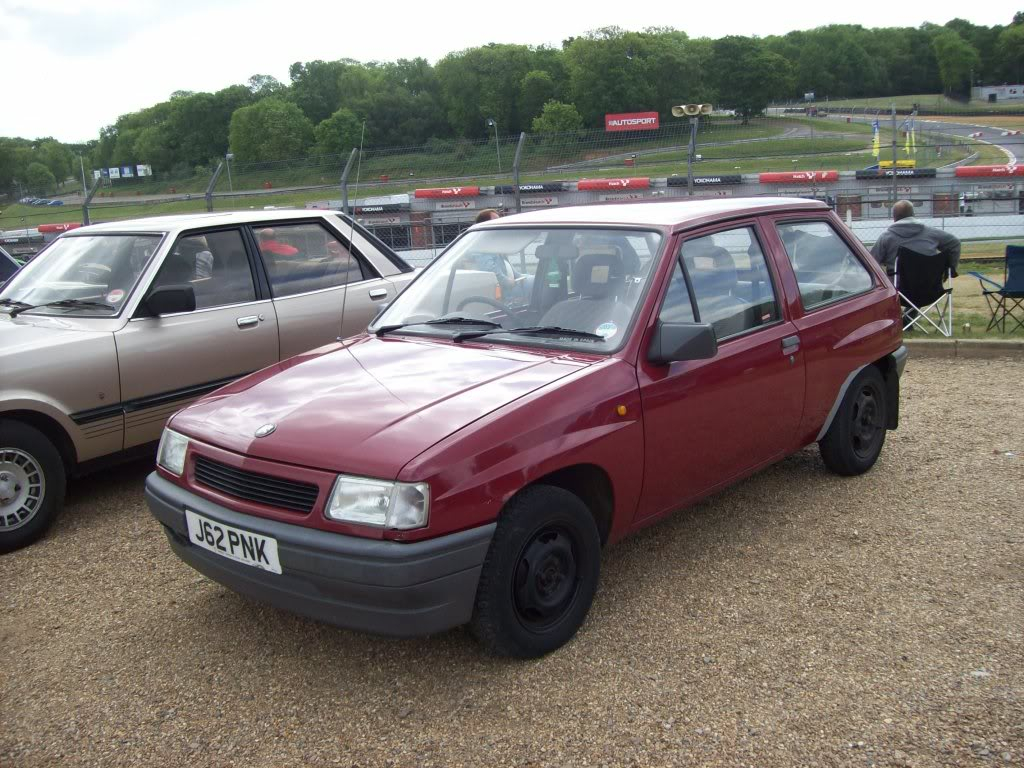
0, 210, 417, 552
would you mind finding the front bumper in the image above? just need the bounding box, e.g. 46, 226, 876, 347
145, 472, 494, 637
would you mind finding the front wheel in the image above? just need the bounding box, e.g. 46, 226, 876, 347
819, 366, 888, 476
471, 485, 601, 658
0, 421, 66, 554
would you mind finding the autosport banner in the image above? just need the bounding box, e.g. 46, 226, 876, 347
414, 187, 481, 198
953, 165, 1024, 178
758, 171, 839, 183
605, 112, 660, 132
577, 178, 651, 190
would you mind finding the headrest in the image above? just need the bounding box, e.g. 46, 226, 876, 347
684, 245, 737, 295
572, 252, 625, 299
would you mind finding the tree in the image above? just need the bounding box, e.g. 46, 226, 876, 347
997, 24, 1024, 82
931, 29, 981, 97
314, 108, 362, 156
247, 74, 285, 97
37, 140, 73, 184
228, 98, 314, 162
520, 70, 556, 123
288, 60, 347, 123
531, 100, 583, 133
709, 36, 793, 120
25, 162, 56, 195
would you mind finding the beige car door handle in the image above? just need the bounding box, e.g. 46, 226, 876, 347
368, 288, 389, 300
236, 315, 261, 328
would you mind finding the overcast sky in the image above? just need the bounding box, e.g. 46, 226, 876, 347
1, 0, 1019, 142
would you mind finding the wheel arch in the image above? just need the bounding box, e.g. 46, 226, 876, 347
0, 410, 77, 474
521, 463, 614, 546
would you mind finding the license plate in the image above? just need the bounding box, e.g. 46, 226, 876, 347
185, 510, 282, 575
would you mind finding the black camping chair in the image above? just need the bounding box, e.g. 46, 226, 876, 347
894, 246, 953, 336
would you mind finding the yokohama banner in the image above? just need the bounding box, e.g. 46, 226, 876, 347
953, 165, 1024, 178
758, 171, 839, 184
604, 112, 660, 132
414, 187, 481, 198
577, 178, 651, 190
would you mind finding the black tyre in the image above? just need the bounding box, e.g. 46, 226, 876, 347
0, 420, 66, 554
470, 485, 601, 658
819, 366, 888, 477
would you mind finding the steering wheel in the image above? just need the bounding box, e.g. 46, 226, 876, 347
456, 295, 513, 316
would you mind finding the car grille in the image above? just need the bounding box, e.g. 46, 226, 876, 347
193, 456, 320, 514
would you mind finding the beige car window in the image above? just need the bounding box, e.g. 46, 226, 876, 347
151, 230, 256, 310
255, 223, 367, 298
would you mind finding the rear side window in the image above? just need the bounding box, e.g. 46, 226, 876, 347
776, 221, 873, 309
679, 227, 779, 340
255, 222, 369, 298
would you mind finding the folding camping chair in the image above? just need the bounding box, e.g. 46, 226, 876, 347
893, 246, 953, 336
967, 244, 1024, 333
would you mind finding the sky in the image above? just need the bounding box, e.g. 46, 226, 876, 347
0, 0, 1019, 143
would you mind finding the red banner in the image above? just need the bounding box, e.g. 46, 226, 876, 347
605, 112, 660, 132
577, 178, 651, 191
414, 186, 481, 198
758, 171, 839, 184
953, 165, 1024, 178
37, 222, 81, 233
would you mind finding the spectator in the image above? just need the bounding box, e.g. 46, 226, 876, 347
871, 200, 960, 277
256, 228, 298, 256
475, 209, 500, 224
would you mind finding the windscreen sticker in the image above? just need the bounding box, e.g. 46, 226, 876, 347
106, 289, 125, 304
595, 322, 618, 340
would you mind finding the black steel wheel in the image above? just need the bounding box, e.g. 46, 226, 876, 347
819, 366, 888, 476
471, 485, 601, 658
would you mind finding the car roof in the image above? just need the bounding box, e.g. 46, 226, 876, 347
481, 197, 829, 229
72, 208, 342, 235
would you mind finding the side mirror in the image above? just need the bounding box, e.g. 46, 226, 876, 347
648, 321, 717, 365
142, 284, 196, 317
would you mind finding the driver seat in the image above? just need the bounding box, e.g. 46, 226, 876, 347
540, 251, 631, 334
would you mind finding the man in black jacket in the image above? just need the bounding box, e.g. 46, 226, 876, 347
871, 200, 961, 277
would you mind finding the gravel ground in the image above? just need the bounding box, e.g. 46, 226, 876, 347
3, 357, 1022, 768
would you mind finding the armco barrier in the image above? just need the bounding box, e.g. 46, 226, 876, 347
954, 165, 1024, 178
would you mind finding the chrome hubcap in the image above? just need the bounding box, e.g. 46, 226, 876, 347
0, 448, 45, 532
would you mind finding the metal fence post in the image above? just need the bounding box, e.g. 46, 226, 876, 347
890, 104, 898, 206
687, 117, 699, 196
512, 132, 526, 213
340, 148, 358, 215
81, 176, 102, 226
205, 162, 224, 213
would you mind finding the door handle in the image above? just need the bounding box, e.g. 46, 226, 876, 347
236, 315, 260, 328
368, 288, 389, 300
781, 335, 800, 351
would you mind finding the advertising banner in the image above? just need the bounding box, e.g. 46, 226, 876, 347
578, 178, 650, 191
954, 165, 1024, 178
667, 174, 743, 187
605, 112, 660, 132
494, 183, 565, 194
758, 170, 839, 183
414, 187, 480, 198
520, 196, 559, 207
856, 168, 936, 179
108, 167, 120, 179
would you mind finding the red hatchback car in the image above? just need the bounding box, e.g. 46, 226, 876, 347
146, 198, 906, 657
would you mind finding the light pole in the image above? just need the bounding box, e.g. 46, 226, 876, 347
225, 152, 234, 192
486, 118, 502, 173
671, 104, 713, 196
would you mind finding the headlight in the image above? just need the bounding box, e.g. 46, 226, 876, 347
325, 475, 429, 530
157, 429, 189, 476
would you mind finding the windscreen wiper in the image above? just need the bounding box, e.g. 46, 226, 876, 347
375, 316, 502, 337
452, 325, 606, 343
0, 298, 32, 312
8, 298, 116, 318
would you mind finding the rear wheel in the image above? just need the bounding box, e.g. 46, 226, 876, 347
0, 421, 66, 554
819, 366, 888, 476
471, 485, 601, 658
